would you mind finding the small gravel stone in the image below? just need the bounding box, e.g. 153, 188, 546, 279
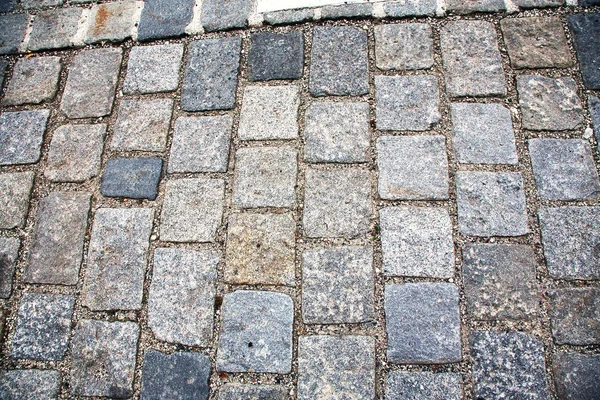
385, 371, 462, 400
549, 288, 600, 345
591, 96, 600, 145
0, 370, 60, 400
383, 0, 436, 17
2, 57, 61, 106
263, 8, 313, 25
137, 0, 194, 41
0, 110, 50, 166
0, 237, 19, 298
85, 1, 139, 44
201, 0, 252, 31
28, 7, 81, 52
568, 13, 600, 89
101, 158, 163, 200
553, 352, 600, 400
0, 14, 28, 54
0, 172, 34, 229
112, 99, 173, 152
248, 31, 304, 81
219, 384, 288, 400
375, 23, 433, 71
446, 0, 505, 14
321, 3, 373, 19
123, 44, 184, 94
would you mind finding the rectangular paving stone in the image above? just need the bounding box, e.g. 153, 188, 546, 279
0, 14, 28, 54
137, 0, 194, 41
2, 57, 62, 106
0, 370, 60, 400
123, 44, 184, 94
375, 23, 433, 71
322, 3, 372, 19
386, 372, 462, 400
297, 335, 375, 400
216, 290, 293, 373
550, 288, 600, 345
148, 248, 218, 347
248, 31, 304, 81
553, 352, 600, 400
0, 237, 19, 298
21, 0, 63, 8
201, 0, 252, 31
0, 110, 50, 166
111, 99, 173, 152
219, 384, 287, 400
569, 14, 600, 89
61, 48, 122, 119
28, 8, 82, 51
0, 172, 34, 229
446, 0, 505, 14
591, 96, 600, 146
24, 192, 90, 285
85, 1, 139, 44
440, 21, 506, 97
82, 208, 153, 310
383, 0, 436, 17
309, 26, 369, 97
101, 158, 162, 200
182, 38, 241, 111
263, 8, 314, 25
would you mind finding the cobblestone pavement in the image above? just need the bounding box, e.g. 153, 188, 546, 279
0, 0, 600, 398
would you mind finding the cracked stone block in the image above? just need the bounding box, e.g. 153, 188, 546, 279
375, 23, 433, 71
219, 384, 287, 400
263, 8, 313, 25
463, 244, 540, 321
456, 172, 529, 237
160, 178, 225, 242
124, 44, 184, 94
470, 331, 551, 399
148, 248, 218, 346
297, 335, 375, 400
383, 0, 436, 17
446, 0, 505, 14
0, 238, 19, 298
216, 290, 293, 373
553, 352, 600, 400
71, 320, 139, 398
61, 48, 122, 119
3, 57, 61, 106
238, 85, 299, 140
82, 208, 153, 310
513, 0, 564, 7
225, 212, 295, 286
28, 7, 82, 51
322, 3, 372, 18
568, 13, 600, 89
385, 283, 461, 364
0, 14, 28, 55
0, 0, 18, 11
0, 110, 50, 166
304, 101, 369, 163
385, 372, 462, 400
137, 0, 194, 41
24, 192, 90, 285
0, 172, 34, 229
169, 115, 231, 173
591, 96, 600, 145
141, 350, 210, 400
201, 0, 252, 31
0, 370, 60, 400
10, 293, 74, 361
549, 288, 600, 345
182, 38, 241, 111
101, 158, 162, 200
22, 0, 63, 8
309, 26, 369, 97
112, 99, 173, 152
375, 75, 440, 131
85, 1, 139, 44
249, 31, 304, 81
440, 21, 506, 97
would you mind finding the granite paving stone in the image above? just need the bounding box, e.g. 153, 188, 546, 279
101, 158, 163, 200
216, 290, 293, 373
375, 23, 433, 71
111, 99, 173, 152
123, 44, 184, 94
219, 384, 288, 400
0, 0, 17, 12
85, 1, 139, 44
248, 31, 304, 81
591, 96, 600, 145
553, 352, 600, 400
0, 172, 34, 229
2, 57, 62, 106
385, 283, 461, 364
0, 60, 7, 89
0, 14, 28, 55
321, 3, 373, 19
263, 8, 313, 25
446, 0, 505, 14
568, 13, 600, 89
549, 288, 600, 345
385, 371, 462, 400
28, 8, 82, 51
137, 0, 194, 41
201, 0, 252, 32
0, 110, 50, 166
0, 237, 19, 298
0, 370, 60, 400
513, 0, 564, 6
22, 0, 63, 7
383, 0, 436, 17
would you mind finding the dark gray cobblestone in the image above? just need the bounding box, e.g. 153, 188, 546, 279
0, 369, 60, 400
0, 110, 49, 166
553, 352, 600, 400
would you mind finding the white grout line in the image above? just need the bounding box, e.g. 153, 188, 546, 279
72, 8, 91, 47
185, 0, 204, 35
130, 1, 145, 42
18, 14, 34, 53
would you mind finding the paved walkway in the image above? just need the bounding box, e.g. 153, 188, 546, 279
0, 0, 600, 399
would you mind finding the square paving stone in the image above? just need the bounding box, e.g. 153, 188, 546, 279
249, 31, 304, 81
385, 283, 461, 364
0, 370, 60, 400
61, 48, 122, 119
0, 237, 19, 298
451, 103, 518, 165
82, 208, 153, 310
375, 23, 434, 71
385, 371, 462, 400
304, 101, 369, 163
591, 96, 600, 145
160, 178, 225, 242
137, 0, 194, 41
549, 288, 600, 345
123, 44, 184, 94
201, 0, 252, 31
85, 1, 139, 44
470, 331, 551, 399
297, 335, 375, 400
463, 244, 540, 321
24, 192, 90, 285
0, 172, 34, 229
101, 158, 163, 200
216, 290, 294, 373
225, 212, 296, 286
380, 207, 454, 279
219, 384, 287, 400
302, 246, 374, 324
553, 352, 600, 400
446, 0, 505, 13
141, 350, 210, 400
303, 168, 371, 238
529, 139, 600, 200
111, 99, 173, 152
568, 13, 600, 89
309, 26, 369, 97
383, 0, 437, 17
148, 248, 218, 347
377, 135, 448, 200
440, 21, 506, 97
169, 115, 231, 173
456, 172, 529, 237
10, 293, 74, 361
0, 14, 28, 55
28, 7, 82, 51
375, 75, 441, 131
2, 57, 62, 106
0, 110, 50, 166
233, 146, 297, 208
70, 319, 139, 398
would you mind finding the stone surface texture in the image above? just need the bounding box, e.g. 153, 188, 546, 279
219, 384, 288, 400
123, 44, 184, 93
385, 371, 462, 400
137, 0, 194, 41
0, 370, 60, 400
0, 237, 19, 298
248, 31, 304, 81
553, 352, 600, 400
0, 14, 28, 54
101, 158, 163, 200
591, 96, 600, 145
111, 99, 173, 152
28, 8, 81, 51
549, 288, 600, 345
0, 110, 50, 166
2, 57, 61, 106
383, 0, 437, 16
0, 172, 34, 229
568, 13, 600, 89
446, 0, 505, 13
85, 1, 139, 44
375, 23, 434, 71
201, 0, 252, 31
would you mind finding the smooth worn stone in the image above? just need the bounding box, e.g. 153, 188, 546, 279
0, 172, 34, 229
201, 0, 252, 31
302, 246, 373, 324
380, 207, 454, 279
375, 75, 440, 131
440, 20, 506, 97
24, 192, 90, 285
309, 26, 369, 97
248, 31, 304, 81
377, 135, 448, 200
304, 101, 369, 163
225, 212, 296, 286
383, 0, 436, 17
61, 48, 122, 119
11, 293, 74, 361
303, 168, 371, 239
232, 147, 297, 208
137, 0, 194, 41
101, 158, 162, 200
28, 8, 82, 51
0, 0, 18, 12
463, 244, 540, 321
513, 0, 564, 7
219, 384, 287, 400
148, 248, 218, 346
238, 85, 299, 140
446, 0, 505, 14
549, 288, 600, 345
82, 208, 153, 310
141, 350, 210, 400
0, 238, 19, 298
385, 283, 461, 364
470, 331, 551, 399
0, 110, 50, 166
375, 23, 433, 71
451, 103, 518, 165
568, 13, 600, 89
456, 172, 529, 237
124, 44, 183, 94
182, 37, 241, 111
553, 352, 600, 400
3, 57, 62, 106
216, 290, 293, 373
169, 115, 231, 173
0, 370, 60, 400
297, 335, 375, 400
85, 1, 139, 44
70, 320, 139, 398
517, 76, 583, 131
263, 8, 313, 25
0, 14, 28, 55
160, 178, 225, 242
385, 371, 462, 400
591, 96, 600, 145
112, 99, 173, 152
321, 3, 373, 18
